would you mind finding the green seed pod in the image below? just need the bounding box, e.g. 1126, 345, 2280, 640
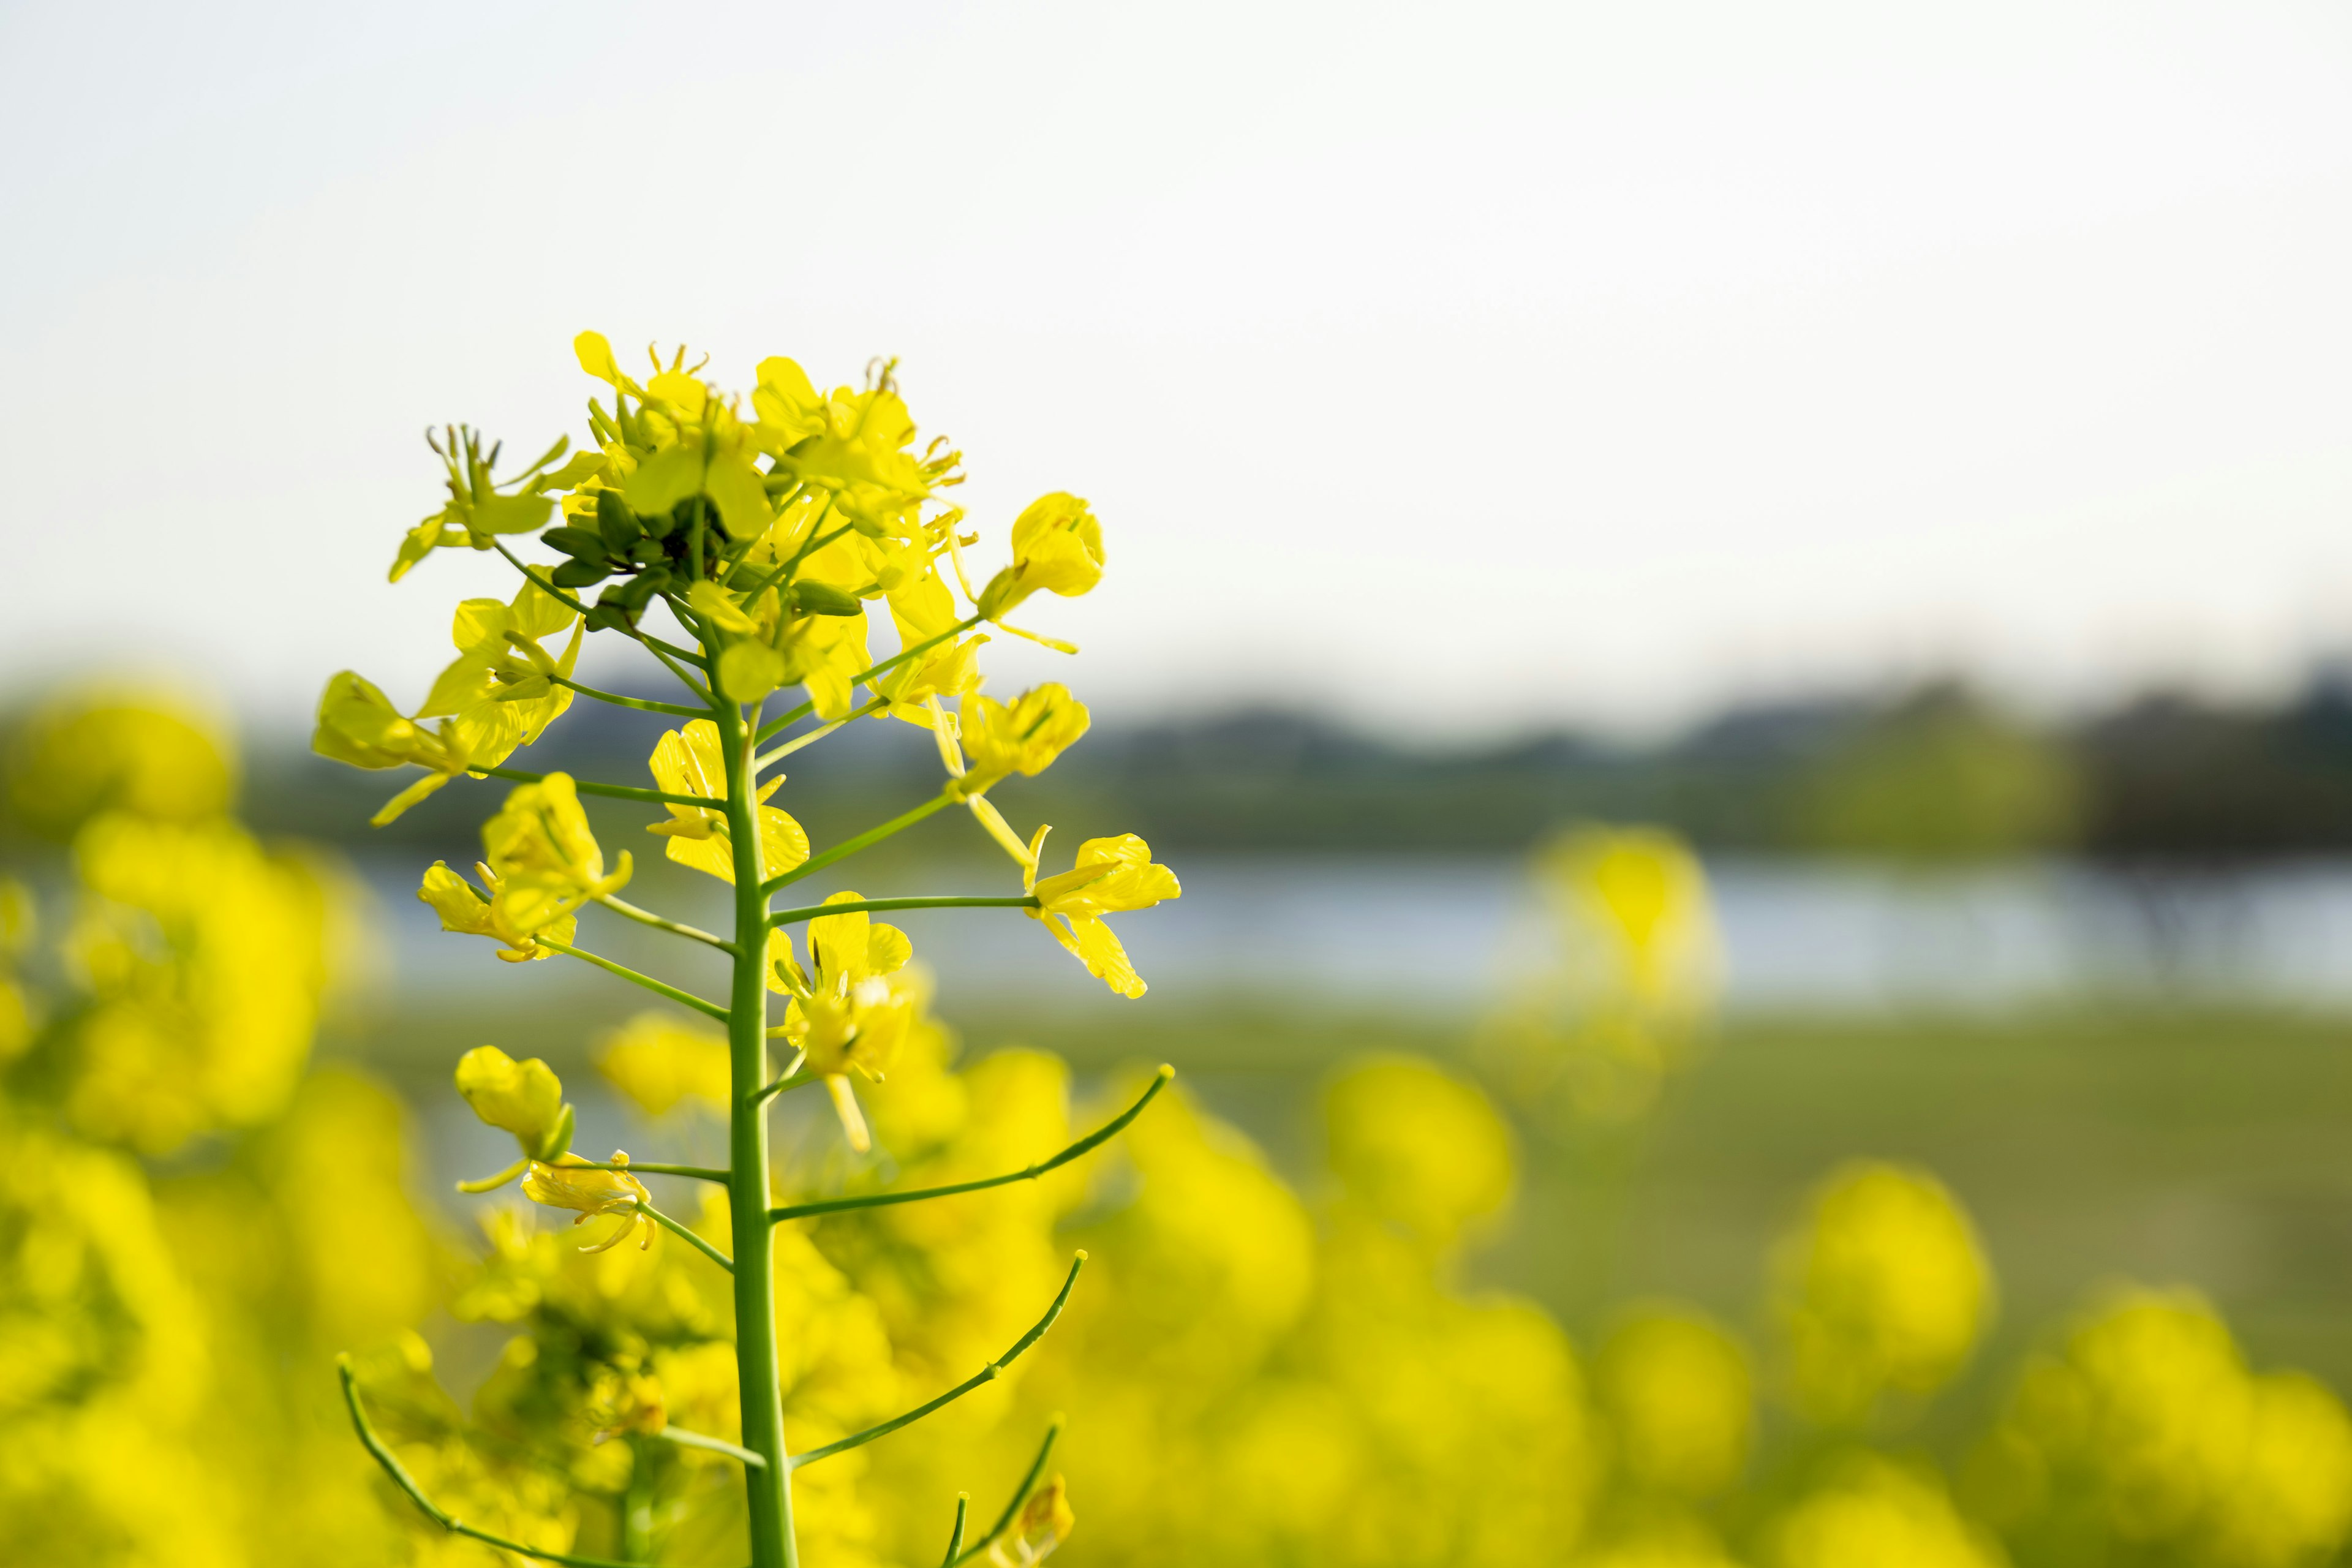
595, 490, 643, 552
541, 526, 608, 562
550, 559, 612, 589
791, 581, 864, 617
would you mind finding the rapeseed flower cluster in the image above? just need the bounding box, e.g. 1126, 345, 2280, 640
308, 337, 1181, 1568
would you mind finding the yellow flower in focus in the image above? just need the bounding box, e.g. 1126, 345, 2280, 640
989, 1476, 1076, 1567
417, 859, 575, 962
417, 581, 583, 745
1596, 1306, 1754, 1499
1775, 1162, 1992, 1426
956, 684, 1091, 793
646, 720, 810, 885
1023, 832, 1179, 1000
6, 693, 235, 841
312, 670, 526, 826
597, 1012, 731, 1117
768, 894, 921, 1152
522, 1153, 652, 1254
978, 492, 1104, 621
454, 1045, 573, 1165
480, 773, 631, 934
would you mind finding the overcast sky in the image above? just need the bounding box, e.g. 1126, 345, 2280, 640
4, 0, 2350, 737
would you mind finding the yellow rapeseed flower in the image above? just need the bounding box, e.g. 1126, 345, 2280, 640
596, 1012, 731, 1117
1023, 832, 1178, 1000
479, 774, 631, 936
645, 720, 810, 885
989, 1476, 1076, 1567
768, 893, 921, 1151
522, 1152, 653, 1253
418, 859, 575, 961
978, 493, 1104, 621
453, 1045, 573, 1172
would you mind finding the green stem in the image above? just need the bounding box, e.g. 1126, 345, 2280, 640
767, 894, 1035, 930
952, 1420, 1065, 1567
339, 1358, 658, 1568
753, 616, 982, 744
759, 791, 956, 897
597, 894, 734, 953
480, 766, 717, 810
537, 940, 729, 1023
938, 1497, 970, 1568
769, 1068, 1171, 1223
638, 1200, 734, 1273
551, 675, 709, 718
720, 700, 800, 1568
790, 1256, 1084, 1471
748, 1070, 817, 1107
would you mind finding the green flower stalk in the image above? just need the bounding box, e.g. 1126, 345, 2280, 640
315, 336, 1178, 1568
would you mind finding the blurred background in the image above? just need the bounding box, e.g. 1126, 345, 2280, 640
7, 2, 2352, 1566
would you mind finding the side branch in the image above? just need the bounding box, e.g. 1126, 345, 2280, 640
481, 766, 718, 810
551, 675, 709, 718
639, 1201, 734, 1273
597, 894, 734, 954
790, 1254, 1085, 1471
339, 1357, 654, 1568
767, 894, 1038, 930
537, 940, 729, 1022
760, 791, 956, 897
770, 1067, 1174, 1224
489, 540, 711, 674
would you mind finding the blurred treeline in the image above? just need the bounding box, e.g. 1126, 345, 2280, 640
238, 673, 2352, 863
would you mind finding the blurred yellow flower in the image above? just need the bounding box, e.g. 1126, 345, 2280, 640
597, 1012, 733, 1117
1324, 1056, 1515, 1248
1597, 1306, 1755, 1499
1774, 1163, 1992, 1427
1772, 1455, 2002, 1568
6, 692, 234, 840
989, 1475, 1076, 1567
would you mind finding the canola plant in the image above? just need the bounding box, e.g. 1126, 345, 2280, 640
311, 337, 1181, 1568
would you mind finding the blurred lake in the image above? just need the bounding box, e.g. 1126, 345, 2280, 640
363, 853, 2352, 1016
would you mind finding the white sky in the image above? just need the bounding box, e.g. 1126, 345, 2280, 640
4, 0, 2350, 737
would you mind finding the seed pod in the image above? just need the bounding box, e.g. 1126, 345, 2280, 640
551, 559, 612, 589
791, 581, 863, 617
595, 490, 643, 552
542, 526, 608, 562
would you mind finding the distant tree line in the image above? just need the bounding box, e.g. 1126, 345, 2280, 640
70, 674, 2352, 863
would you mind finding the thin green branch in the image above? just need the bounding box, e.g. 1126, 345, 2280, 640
768, 894, 1036, 930
769, 1067, 1172, 1224
480, 765, 717, 810
938, 1496, 970, 1568
537, 940, 729, 1022
551, 675, 708, 718
596, 894, 734, 954
790, 1256, 1085, 1471
638, 1201, 734, 1273
953, 1420, 1065, 1567
339, 1357, 660, 1568
753, 697, 888, 774
748, 1070, 818, 1107
564, 1159, 731, 1183
759, 791, 956, 897
753, 615, 983, 743
657, 1425, 767, 1469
